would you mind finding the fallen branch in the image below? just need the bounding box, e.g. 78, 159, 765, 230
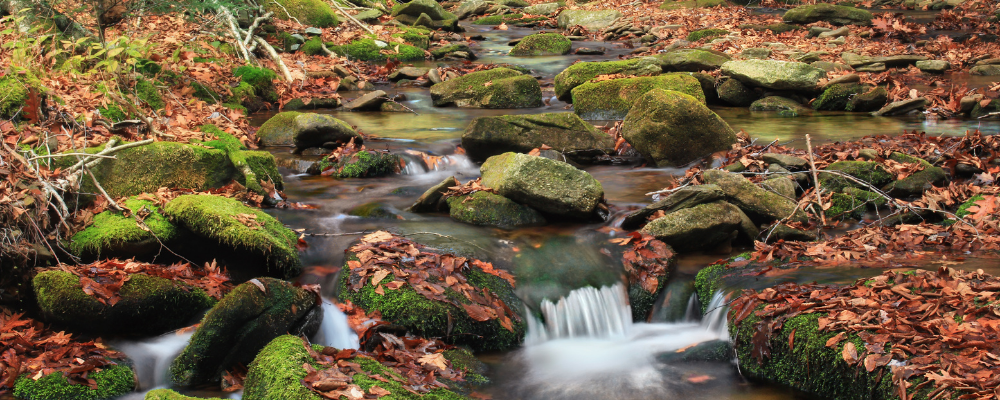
104, 91, 172, 138
327, 0, 375, 35
254, 36, 295, 83
805, 134, 826, 226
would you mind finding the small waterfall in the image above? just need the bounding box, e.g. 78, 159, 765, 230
311, 300, 360, 350
682, 294, 700, 323
701, 291, 730, 341
526, 283, 632, 344
116, 331, 193, 390
398, 152, 476, 176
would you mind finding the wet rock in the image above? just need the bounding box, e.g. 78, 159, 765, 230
916, 60, 950, 73
656, 340, 733, 362
480, 152, 604, 219
882, 153, 947, 198
170, 278, 321, 387
855, 62, 886, 73
13, 363, 135, 400
762, 176, 796, 199
720, 60, 825, 91
819, 161, 893, 192
971, 99, 1000, 119
388, 66, 429, 81
556, 9, 623, 30
162, 195, 302, 279
430, 43, 474, 59
456, 0, 490, 18
656, 48, 731, 71
703, 169, 806, 223
761, 153, 809, 170
818, 26, 849, 38
286, 113, 363, 152
823, 73, 860, 87
282, 97, 341, 110
348, 202, 404, 219
524, 1, 560, 15
640, 201, 755, 251
971, 65, 1000, 76
575, 47, 605, 55
749, 96, 807, 115
408, 176, 459, 213
807, 26, 832, 38
621, 184, 725, 230
717, 77, 758, 107
741, 48, 772, 59
764, 224, 819, 243
553, 57, 663, 101
430, 67, 542, 108
380, 102, 412, 112
871, 97, 927, 116
69, 196, 181, 260
509, 33, 572, 56
847, 87, 889, 112
571, 74, 705, 120
461, 112, 614, 162
427, 68, 443, 83
343, 90, 388, 111
621, 89, 735, 167
447, 191, 546, 228
391, 0, 458, 30
305, 150, 400, 178
34, 270, 215, 335
782, 3, 873, 26
959, 94, 983, 114
813, 83, 870, 111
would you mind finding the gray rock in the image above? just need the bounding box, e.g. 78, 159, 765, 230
621, 184, 725, 230
408, 176, 458, 212
455, 0, 490, 19
807, 27, 832, 38
762, 176, 796, 199
871, 98, 927, 116
959, 94, 983, 114
702, 169, 806, 223
391, 0, 455, 20
971, 65, 1000, 76
461, 112, 614, 162
811, 61, 853, 72
656, 48, 731, 71
855, 62, 886, 73
427, 68, 443, 83
481, 152, 604, 219
720, 60, 825, 91
524, 2, 560, 15
343, 90, 388, 111
304, 27, 323, 36
741, 48, 772, 59
388, 67, 429, 81
915, 60, 950, 73
621, 89, 736, 167
762, 153, 809, 170
818, 26, 849, 38
557, 9, 623, 30
639, 201, 754, 251
764, 224, 818, 243
782, 3, 873, 26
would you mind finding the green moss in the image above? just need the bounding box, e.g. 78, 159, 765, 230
328, 39, 426, 61
957, 194, 985, 219
509, 33, 572, 56
446, 191, 545, 229
300, 37, 326, 55
135, 78, 165, 110
191, 82, 220, 104
13, 364, 134, 400
472, 13, 522, 24
659, 0, 728, 9
694, 262, 727, 314
135, 59, 162, 76
308, 150, 400, 178
553, 58, 663, 101
571, 74, 705, 120
686, 28, 728, 42
228, 81, 255, 106
223, 102, 247, 114
629, 273, 668, 321
738, 23, 800, 33
265, 0, 339, 27
813, 83, 867, 111
392, 26, 432, 49
430, 68, 542, 108
69, 197, 180, 258
0, 70, 41, 119
98, 104, 129, 122
199, 124, 279, 194
819, 161, 893, 193
144, 389, 225, 400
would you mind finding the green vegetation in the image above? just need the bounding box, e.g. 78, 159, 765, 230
69, 197, 179, 258
328, 39, 426, 61
13, 364, 134, 400
308, 151, 399, 178
0, 70, 42, 119
264, 0, 339, 27
686, 28, 728, 42
300, 37, 326, 55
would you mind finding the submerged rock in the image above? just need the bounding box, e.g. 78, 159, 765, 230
556, 9, 623, 30
509, 33, 572, 56
782, 3, 873, 25
640, 201, 756, 251
553, 57, 663, 101
621, 89, 736, 167
170, 278, 321, 387
622, 184, 726, 230
408, 176, 459, 213
480, 152, 604, 219
430, 68, 542, 108
447, 191, 546, 229
721, 60, 825, 91
571, 74, 705, 120
290, 113, 363, 152
461, 112, 614, 162
703, 169, 806, 223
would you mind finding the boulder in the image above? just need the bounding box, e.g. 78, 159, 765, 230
762, 176, 796, 199
741, 48, 772, 59
812, 83, 871, 111
782, 3, 873, 26
290, 113, 363, 151
480, 152, 604, 219
639, 201, 756, 251
621, 89, 736, 167
749, 96, 807, 115
305, 150, 400, 178
656, 48, 731, 71
621, 184, 726, 230
170, 278, 321, 387
408, 176, 459, 213
461, 112, 614, 162
721, 60, 825, 91
556, 9, 623, 30
847, 87, 889, 112
455, 0, 490, 18
265, 0, 338, 27
717, 77, 758, 107
970, 65, 1000, 76
343, 90, 388, 111
391, 0, 456, 21
69, 196, 181, 260
430, 68, 542, 108
553, 57, 663, 101
761, 153, 809, 170
916, 60, 950, 73
571, 74, 705, 120
162, 195, 302, 280
447, 191, 546, 228
524, 2, 560, 15
871, 97, 927, 116
702, 169, 806, 223
819, 161, 893, 192
882, 153, 947, 198
509, 33, 572, 56
388, 66, 428, 81
34, 270, 215, 335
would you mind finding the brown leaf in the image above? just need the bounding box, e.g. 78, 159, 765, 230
842, 342, 858, 365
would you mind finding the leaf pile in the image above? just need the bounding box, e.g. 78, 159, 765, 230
441, 178, 498, 200
610, 233, 675, 293
343, 231, 520, 332
729, 267, 1000, 399
44, 258, 234, 303
0, 308, 126, 395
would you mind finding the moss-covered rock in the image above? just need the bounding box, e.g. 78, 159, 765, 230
782, 3, 873, 26
656, 48, 731, 72
13, 363, 134, 400
391, 0, 456, 21
621, 89, 734, 167
819, 161, 893, 193
812, 83, 869, 111
0, 70, 42, 119
749, 96, 806, 114
265, 0, 339, 27
144, 389, 225, 400
622, 184, 726, 230
69, 196, 180, 259
556, 9, 622, 30
686, 28, 728, 42
882, 166, 946, 198
446, 191, 546, 229
233, 66, 278, 105
571, 74, 705, 120
509, 33, 572, 56
703, 169, 806, 223
553, 57, 663, 101
480, 152, 603, 219
716, 77, 758, 107
162, 195, 302, 279
430, 68, 542, 108
293, 113, 362, 151
305, 150, 400, 178
170, 278, 321, 387
720, 60, 825, 91
659, 0, 728, 10
408, 176, 459, 213
329, 39, 426, 61
640, 201, 754, 251
971, 99, 1000, 119
847, 86, 888, 112
33, 270, 215, 335
461, 112, 614, 162
738, 22, 801, 33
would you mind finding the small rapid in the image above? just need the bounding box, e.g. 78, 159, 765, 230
115, 331, 193, 393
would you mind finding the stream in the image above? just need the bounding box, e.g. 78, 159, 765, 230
117, 19, 1000, 400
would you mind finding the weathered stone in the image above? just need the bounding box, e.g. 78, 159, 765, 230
640, 201, 754, 251
818, 26, 849, 38
621, 89, 735, 167
762, 153, 809, 170
509, 33, 572, 56
408, 176, 459, 213
819, 160, 893, 192
554, 57, 663, 101
741, 48, 772, 59
848, 87, 889, 112
461, 112, 614, 162
717, 77, 758, 107
447, 191, 546, 229
387, 66, 428, 81
343, 90, 388, 111
571, 74, 705, 120
556, 9, 623, 30
783, 3, 873, 26
749, 96, 807, 115
762, 176, 796, 199
480, 152, 603, 219
524, 2, 560, 15
720, 60, 825, 91
764, 224, 818, 243
702, 169, 806, 223
656, 48, 731, 71
621, 184, 725, 230
915, 60, 950, 73
288, 113, 362, 151
430, 68, 542, 108
871, 97, 927, 116
810, 61, 853, 72
971, 65, 1000, 76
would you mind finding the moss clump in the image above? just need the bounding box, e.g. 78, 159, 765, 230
135, 59, 162, 75
392, 26, 432, 49
693, 252, 751, 314
509, 33, 572, 56
328, 39, 426, 61
300, 37, 326, 55
738, 23, 800, 33
446, 191, 546, 229
233, 66, 278, 102
553, 58, 663, 101
430, 68, 542, 108
0, 71, 42, 119
135, 79, 165, 110
98, 104, 128, 122
956, 194, 986, 219
338, 255, 526, 352
264, 0, 339, 27
191, 82, 221, 104
686, 28, 728, 42
472, 13, 522, 24
69, 197, 180, 258
198, 124, 281, 194
812, 83, 868, 111
13, 363, 134, 400
145, 389, 225, 400
307, 151, 400, 178
571, 74, 705, 120
660, 0, 727, 9
819, 161, 893, 192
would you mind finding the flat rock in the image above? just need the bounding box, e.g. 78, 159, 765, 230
720, 60, 825, 91
343, 90, 388, 111
871, 97, 927, 116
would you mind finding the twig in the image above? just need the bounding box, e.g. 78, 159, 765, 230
84, 167, 122, 211
644, 182, 690, 197
104, 91, 173, 138
254, 36, 295, 83
327, 0, 375, 34
270, 0, 302, 24
805, 134, 826, 226
751, 139, 780, 156
219, 5, 252, 61
375, 97, 419, 115
244, 12, 274, 49
28, 153, 116, 161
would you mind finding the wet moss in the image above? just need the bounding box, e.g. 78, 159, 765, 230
571, 74, 705, 120
429, 68, 542, 108
144, 389, 225, 400
392, 26, 433, 49
686, 28, 728, 42
264, 0, 339, 27
13, 363, 134, 400
307, 151, 400, 178
446, 191, 546, 229
233, 66, 278, 102
812, 83, 867, 111
328, 39, 426, 61
69, 197, 180, 258
509, 33, 572, 56
553, 58, 663, 101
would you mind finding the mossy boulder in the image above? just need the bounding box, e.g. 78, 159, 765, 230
461, 112, 614, 162
162, 195, 302, 279
255, 111, 300, 146
717, 77, 758, 107
524, 2, 560, 14
480, 152, 603, 219
739, 22, 801, 33
170, 278, 322, 387
847, 86, 889, 112
640, 201, 755, 251
813, 83, 870, 111
703, 169, 806, 223
68, 196, 181, 260
656, 48, 731, 72
749, 96, 806, 114
447, 191, 546, 229
720, 60, 825, 91
686, 28, 728, 42
391, 0, 456, 22
509, 33, 572, 56
305, 150, 400, 178
144, 389, 224, 400
244, 335, 468, 400
33, 270, 213, 335
265, 0, 339, 27
233, 66, 278, 109
329, 39, 426, 61
13, 363, 134, 400
556, 9, 623, 30
819, 161, 893, 193
292, 113, 363, 152
621, 89, 735, 167
408, 176, 459, 213
881, 155, 946, 198
338, 250, 526, 352
782, 3, 873, 26
430, 68, 542, 108
553, 57, 663, 101
622, 184, 726, 230
571, 74, 705, 120
0, 70, 42, 119
970, 99, 1000, 119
